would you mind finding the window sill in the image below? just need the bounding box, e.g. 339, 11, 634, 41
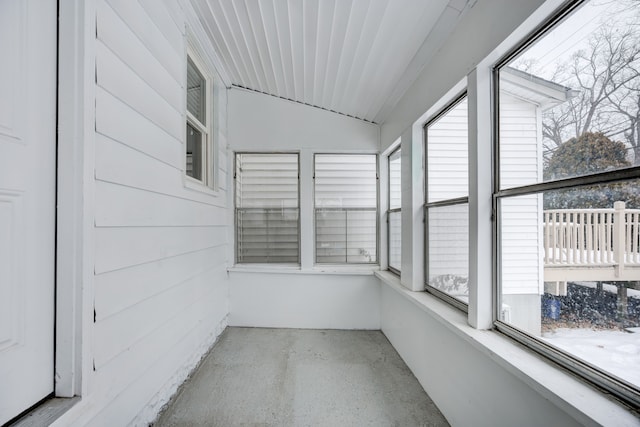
228, 265, 379, 276
374, 271, 639, 426
183, 175, 221, 197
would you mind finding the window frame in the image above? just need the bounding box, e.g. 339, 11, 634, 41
388, 146, 402, 275
233, 151, 301, 266
424, 92, 469, 312
185, 48, 215, 190
313, 153, 380, 265
492, 0, 640, 408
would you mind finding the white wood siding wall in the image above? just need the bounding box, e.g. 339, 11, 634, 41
499, 93, 542, 295
426, 99, 468, 280
87, 1, 230, 424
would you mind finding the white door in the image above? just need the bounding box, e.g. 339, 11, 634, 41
0, 0, 57, 424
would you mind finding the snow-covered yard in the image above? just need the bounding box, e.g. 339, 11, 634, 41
542, 328, 640, 388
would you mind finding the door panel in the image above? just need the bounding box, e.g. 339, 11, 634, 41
0, 0, 57, 424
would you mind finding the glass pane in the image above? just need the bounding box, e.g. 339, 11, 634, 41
235, 153, 299, 264
389, 211, 401, 271
236, 208, 299, 263
314, 154, 378, 264
347, 210, 377, 263
186, 122, 202, 181
498, 1, 640, 189
235, 154, 299, 209
499, 179, 640, 390
427, 203, 469, 302
315, 209, 377, 264
187, 57, 206, 124
427, 97, 468, 203
316, 209, 346, 263
315, 154, 377, 208
389, 149, 402, 210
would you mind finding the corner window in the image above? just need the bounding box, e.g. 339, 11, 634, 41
388, 148, 402, 273
425, 95, 469, 309
235, 153, 300, 264
314, 154, 378, 264
495, 0, 640, 406
186, 54, 214, 187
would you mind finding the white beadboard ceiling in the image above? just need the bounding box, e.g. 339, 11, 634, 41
190, 0, 471, 124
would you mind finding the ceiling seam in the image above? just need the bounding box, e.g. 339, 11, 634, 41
230, 84, 378, 125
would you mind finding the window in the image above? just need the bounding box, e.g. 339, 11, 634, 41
314, 154, 378, 264
388, 148, 402, 273
186, 54, 213, 186
495, 0, 640, 407
425, 95, 469, 309
235, 153, 300, 264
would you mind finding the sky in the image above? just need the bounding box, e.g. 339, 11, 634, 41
512, 0, 637, 83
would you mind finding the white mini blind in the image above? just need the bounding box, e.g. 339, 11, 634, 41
187, 57, 206, 124
315, 154, 377, 264
235, 153, 299, 263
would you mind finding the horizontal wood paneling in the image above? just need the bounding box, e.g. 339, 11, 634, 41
96, 41, 183, 141
137, 0, 184, 57
98, 1, 183, 109
94, 226, 226, 274
105, 0, 183, 83
95, 181, 226, 227
95, 87, 182, 169
95, 133, 225, 207
91, 294, 227, 426
95, 245, 227, 320
88, 1, 224, 425
94, 264, 227, 368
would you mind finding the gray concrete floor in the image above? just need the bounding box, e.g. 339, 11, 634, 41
154, 327, 449, 427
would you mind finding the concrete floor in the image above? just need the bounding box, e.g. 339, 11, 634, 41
154, 327, 449, 427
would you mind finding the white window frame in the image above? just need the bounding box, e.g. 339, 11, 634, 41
387, 146, 402, 275
492, 0, 640, 408
184, 46, 215, 191
424, 92, 469, 312
234, 152, 301, 265
313, 153, 380, 265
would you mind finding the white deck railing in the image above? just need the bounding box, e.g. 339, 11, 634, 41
544, 202, 640, 272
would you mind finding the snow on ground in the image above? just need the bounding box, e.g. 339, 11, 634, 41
542, 328, 640, 388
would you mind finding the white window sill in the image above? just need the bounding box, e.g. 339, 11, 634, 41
374, 270, 639, 426
183, 175, 222, 197
228, 265, 379, 276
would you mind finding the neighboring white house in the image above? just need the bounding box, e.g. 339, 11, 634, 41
499, 67, 576, 335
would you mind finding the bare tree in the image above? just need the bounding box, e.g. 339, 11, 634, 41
540, 2, 640, 164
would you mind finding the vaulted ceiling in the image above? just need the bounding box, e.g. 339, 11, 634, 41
191, 0, 471, 124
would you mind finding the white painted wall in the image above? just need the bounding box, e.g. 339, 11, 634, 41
229, 88, 379, 152
227, 89, 381, 330
54, 1, 230, 425
379, 279, 630, 427
380, 0, 546, 150
229, 272, 380, 329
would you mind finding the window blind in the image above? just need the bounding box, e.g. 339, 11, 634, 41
235, 153, 299, 263
315, 154, 377, 264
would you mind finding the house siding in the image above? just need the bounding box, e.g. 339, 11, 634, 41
500, 93, 542, 296
80, 1, 230, 425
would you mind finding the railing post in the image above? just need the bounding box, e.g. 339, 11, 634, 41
613, 201, 626, 278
